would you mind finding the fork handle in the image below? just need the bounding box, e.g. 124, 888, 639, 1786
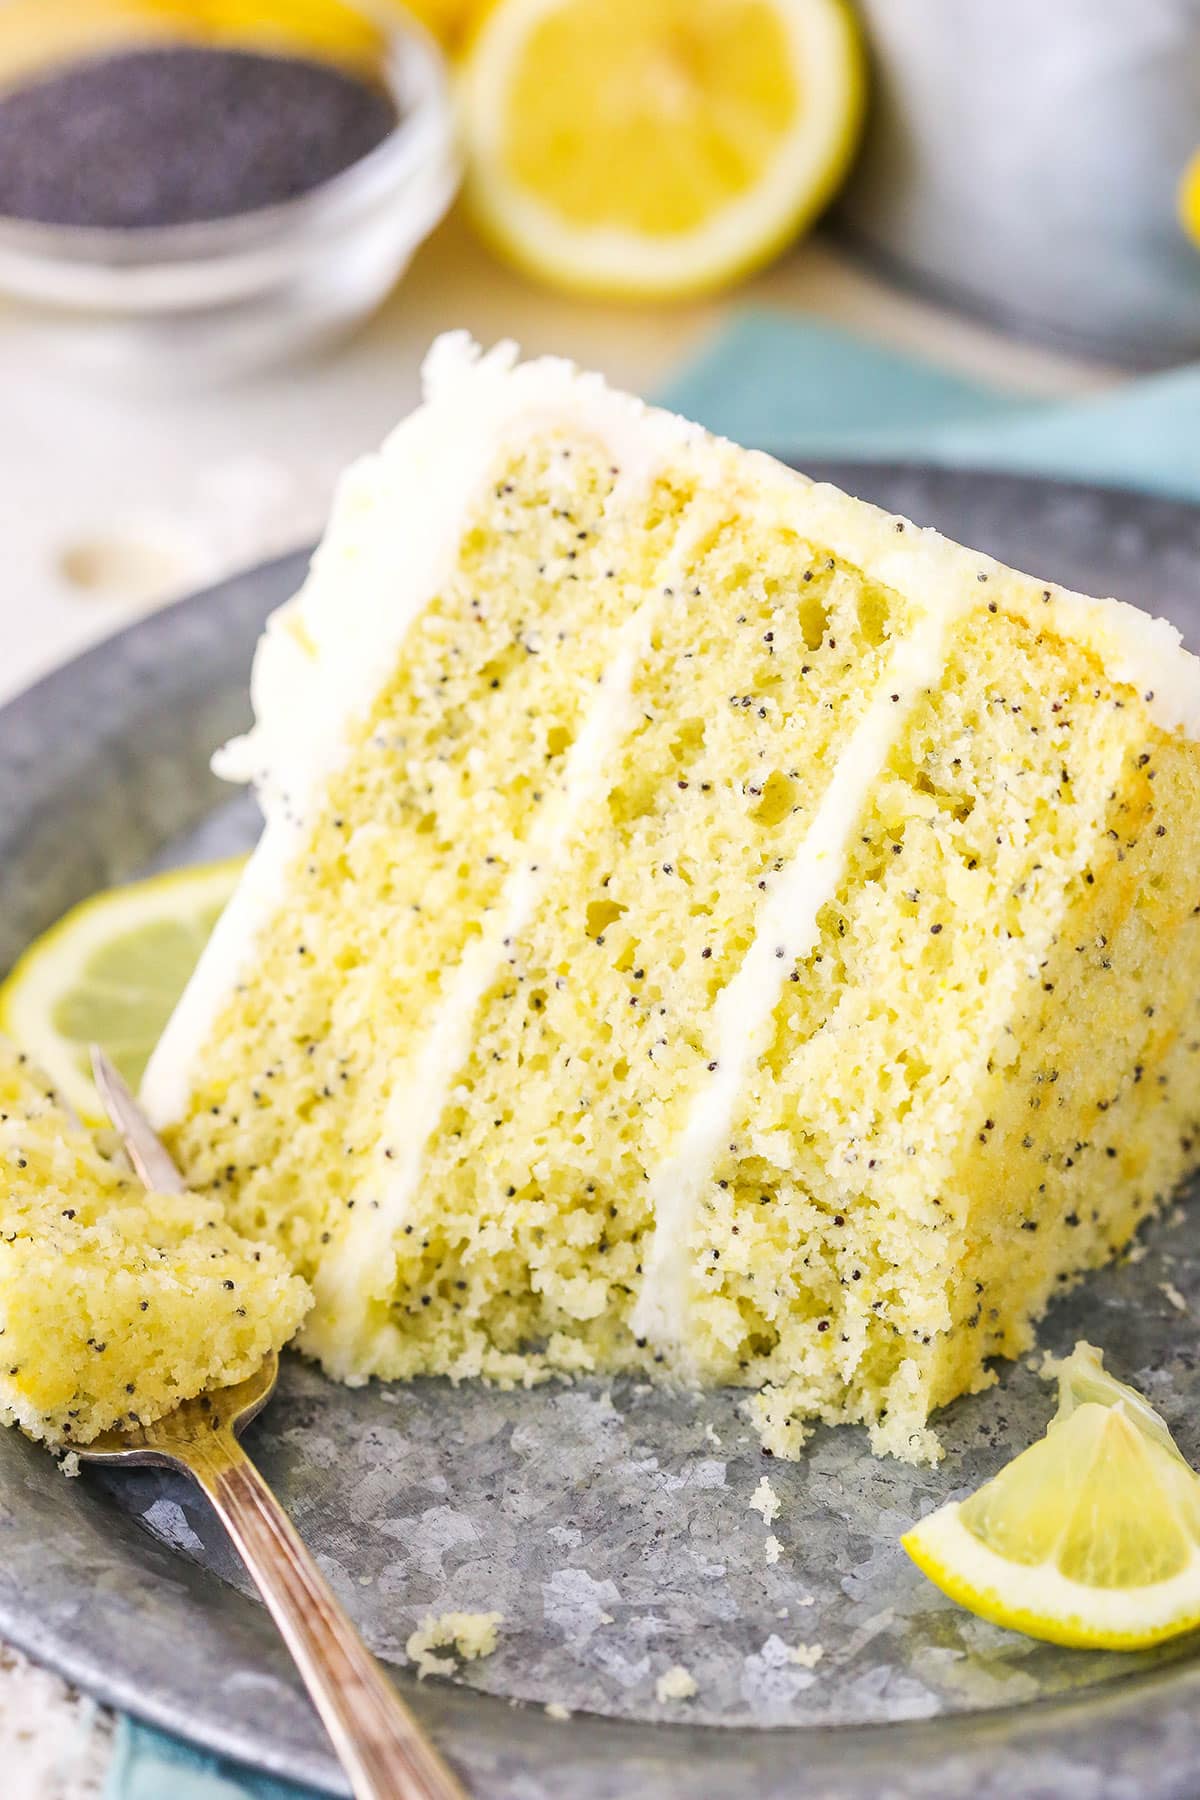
188, 1432, 468, 1800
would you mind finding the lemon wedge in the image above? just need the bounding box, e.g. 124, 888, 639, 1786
903, 1342, 1200, 1650
458, 0, 865, 298
0, 858, 244, 1123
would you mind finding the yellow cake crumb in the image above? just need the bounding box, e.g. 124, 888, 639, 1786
746, 1394, 814, 1461
655, 1665, 698, 1702
0, 1041, 309, 1446
405, 1611, 503, 1680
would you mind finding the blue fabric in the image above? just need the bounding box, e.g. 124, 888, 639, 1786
659, 310, 1200, 503
106, 1720, 321, 1800
108, 306, 1199, 1800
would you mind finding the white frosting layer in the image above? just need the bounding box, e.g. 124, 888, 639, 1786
311, 499, 732, 1363
629, 602, 961, 1358
142, 813, 294, 1124
308, 600, 657, 1370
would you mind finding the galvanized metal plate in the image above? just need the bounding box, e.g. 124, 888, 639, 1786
2, 466, 1200, 1798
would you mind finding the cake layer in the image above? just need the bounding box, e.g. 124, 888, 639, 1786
159, 436, 655, 1278
313, 469, 927, 1379
143, 337, 1200, 1459
684, 606, 1197, 1456
0, 1041, 309, 1445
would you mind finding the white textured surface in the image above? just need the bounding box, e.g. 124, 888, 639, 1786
0, 215, 1113, 1789
0, 1645, 112, 1800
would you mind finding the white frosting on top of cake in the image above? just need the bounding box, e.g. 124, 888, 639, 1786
1007, 585, 1200, 736
143, 333, 1200, 1346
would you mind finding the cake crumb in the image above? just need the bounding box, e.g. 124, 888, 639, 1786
655, 1665, 698, 1703
788, 1642, 824, 1670
545, 1702, 571, 1721
749, 1474, 781, 1525
405, 1611, 502, 1681
57, 1451, 81, 1479
703, 1421, 722, 1447
1160, 1281, 1188, 1314
764, 1534, 783, 1565
746, 1388, 813, 1460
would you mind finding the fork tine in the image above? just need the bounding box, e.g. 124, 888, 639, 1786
90, 1045, 187, 1194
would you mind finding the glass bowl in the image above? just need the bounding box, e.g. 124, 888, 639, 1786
0, 2, 459, 383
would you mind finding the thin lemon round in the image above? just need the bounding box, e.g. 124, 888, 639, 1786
0, 858, 244, 1123
458, 0, 866, 298
903, 1343, 1200, 1651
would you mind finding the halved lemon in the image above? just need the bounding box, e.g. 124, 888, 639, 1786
903, 1342, 1200, 1651
1179, 148, 1200, 250
0, 858, 244, 1123
458, 0, 866, 298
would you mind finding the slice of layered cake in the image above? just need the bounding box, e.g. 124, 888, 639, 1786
143, 336, 1200, 1461
0, 1041, 309, 1445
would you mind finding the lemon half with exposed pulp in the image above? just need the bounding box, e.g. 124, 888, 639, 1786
459, 0, 865, 298
1179, 148, 1200, 250
0, 858, 243, 1122
904, 1342, 1200, 1650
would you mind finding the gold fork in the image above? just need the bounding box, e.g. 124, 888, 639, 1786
82, 1048, 468, 1800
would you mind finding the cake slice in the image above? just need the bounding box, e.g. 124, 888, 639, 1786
143, 336, 1200, 1461
0, 1041, 309, 1445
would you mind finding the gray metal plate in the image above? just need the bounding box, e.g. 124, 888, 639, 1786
2, 465, 1200, 1798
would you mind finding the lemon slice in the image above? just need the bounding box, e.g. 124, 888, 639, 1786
0, 858, 244, 1123
458, 0, 866, 298
903, 1342, 1200, 1650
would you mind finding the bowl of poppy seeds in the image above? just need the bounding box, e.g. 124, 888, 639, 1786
0, 6, 457, 380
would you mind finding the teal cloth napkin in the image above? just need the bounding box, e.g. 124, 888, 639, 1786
105, 306, 1200, 1800
659, 310, 1200, 502
107, 1726, 310, 1800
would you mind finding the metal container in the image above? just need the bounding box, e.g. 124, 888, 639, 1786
837, 0, 1200, 366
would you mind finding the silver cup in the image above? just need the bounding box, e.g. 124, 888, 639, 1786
837, 0, 1200, 366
